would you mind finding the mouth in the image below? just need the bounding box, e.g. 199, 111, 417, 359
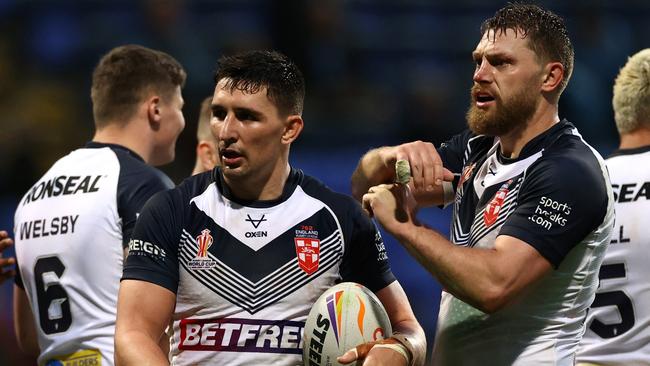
220, 148, 244, 166
474, 92, 496, 108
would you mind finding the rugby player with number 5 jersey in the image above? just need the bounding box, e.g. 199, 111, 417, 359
577, 49, 650, 366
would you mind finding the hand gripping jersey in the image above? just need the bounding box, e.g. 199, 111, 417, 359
432, 121, 615, 366
14, 142, 174, 366
577, 146, 650, 365
122, 168, 395, 366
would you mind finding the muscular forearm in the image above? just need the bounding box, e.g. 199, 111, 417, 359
395, 223, 518, 313
115, 330, 169, 366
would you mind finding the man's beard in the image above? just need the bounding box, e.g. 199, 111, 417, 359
466, 85, 538, 136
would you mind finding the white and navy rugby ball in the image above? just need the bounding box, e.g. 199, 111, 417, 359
302, 282, 392, 366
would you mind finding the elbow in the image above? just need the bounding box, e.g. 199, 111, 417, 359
114, 328, 132, 365
474, 285, 513, 314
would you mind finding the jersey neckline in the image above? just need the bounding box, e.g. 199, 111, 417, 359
84, 141, 145, 162
211, 166, 304, 208
608, 144, 650, 158
494, 119, 574, 165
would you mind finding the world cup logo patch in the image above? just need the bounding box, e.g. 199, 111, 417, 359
196, 229, 213, 258
188, 229, 217, 270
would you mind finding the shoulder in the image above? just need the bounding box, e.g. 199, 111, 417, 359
534, 132, 607, 188
298, 173, 364, 216
176, 170, 215, 196
144, 171, 215, 212
111, 148, 174, 189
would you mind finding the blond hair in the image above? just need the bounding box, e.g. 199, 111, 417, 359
613, 48, 650, 134
196, 96, 215, 141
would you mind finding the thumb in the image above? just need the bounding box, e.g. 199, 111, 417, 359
443, 168, 455, 182
336, 348, 358, 364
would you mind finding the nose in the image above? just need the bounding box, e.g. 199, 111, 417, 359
473, 58, 492, 84
216, 112, 237, 143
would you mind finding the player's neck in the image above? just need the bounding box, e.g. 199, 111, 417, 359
92, 120, 154, 164
498, 105, 559, 159
225, 161, 291, 201
619, 127, 650, 149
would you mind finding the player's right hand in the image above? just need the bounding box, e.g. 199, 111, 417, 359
381, 141, 454, 192
337, 338, 409, 366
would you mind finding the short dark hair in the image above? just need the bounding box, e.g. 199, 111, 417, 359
481, 3, 574, 96
213, 50, 305, 116
91, 44, 186, 128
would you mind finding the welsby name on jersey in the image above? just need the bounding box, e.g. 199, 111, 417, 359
18, 215, 79, 240
21, 175, 104, 206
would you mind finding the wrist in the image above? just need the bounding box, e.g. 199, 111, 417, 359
374, 342, 410, 365
391, 332, 424, 366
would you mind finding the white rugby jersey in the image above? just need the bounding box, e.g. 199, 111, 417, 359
123, 168, 395, 366
14, 142, 173, 366
577, 146, 650, 365
431, 120, 615, 366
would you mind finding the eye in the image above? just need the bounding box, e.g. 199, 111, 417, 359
212, 107, 227, 121
235, 110, 258, 122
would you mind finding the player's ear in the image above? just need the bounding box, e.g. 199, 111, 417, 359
541, 62, 564, 94
281, 115, 303, 145
197, 141, 219, 171
147, 96, 162, 131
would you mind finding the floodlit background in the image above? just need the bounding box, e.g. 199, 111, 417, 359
1, 0, 648, 364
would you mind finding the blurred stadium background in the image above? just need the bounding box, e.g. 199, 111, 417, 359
1, 0, 648, 364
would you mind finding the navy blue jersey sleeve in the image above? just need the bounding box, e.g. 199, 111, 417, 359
438, 130, 475, 192
122, 189, 181, 293
438, 130, 474, 175
116, 156, 174, 249
499, 155, 609, 268
339, 201, 396, 292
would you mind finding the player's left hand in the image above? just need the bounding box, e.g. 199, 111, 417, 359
0, 230, 16, 283
362, 184, 416, 232
337, 338, 408, 366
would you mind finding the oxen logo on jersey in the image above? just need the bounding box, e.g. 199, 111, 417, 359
483, 180, 512, 227
188, 229, 217, 269
294, 237, 320, 275
245, 214, 267, 229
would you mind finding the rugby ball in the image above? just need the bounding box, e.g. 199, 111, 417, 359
302, 282, 392, 366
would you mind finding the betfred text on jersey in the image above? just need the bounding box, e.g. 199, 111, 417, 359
22, 175, 103, 206
18, 215, 79, 240
179, 318, 304, 354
